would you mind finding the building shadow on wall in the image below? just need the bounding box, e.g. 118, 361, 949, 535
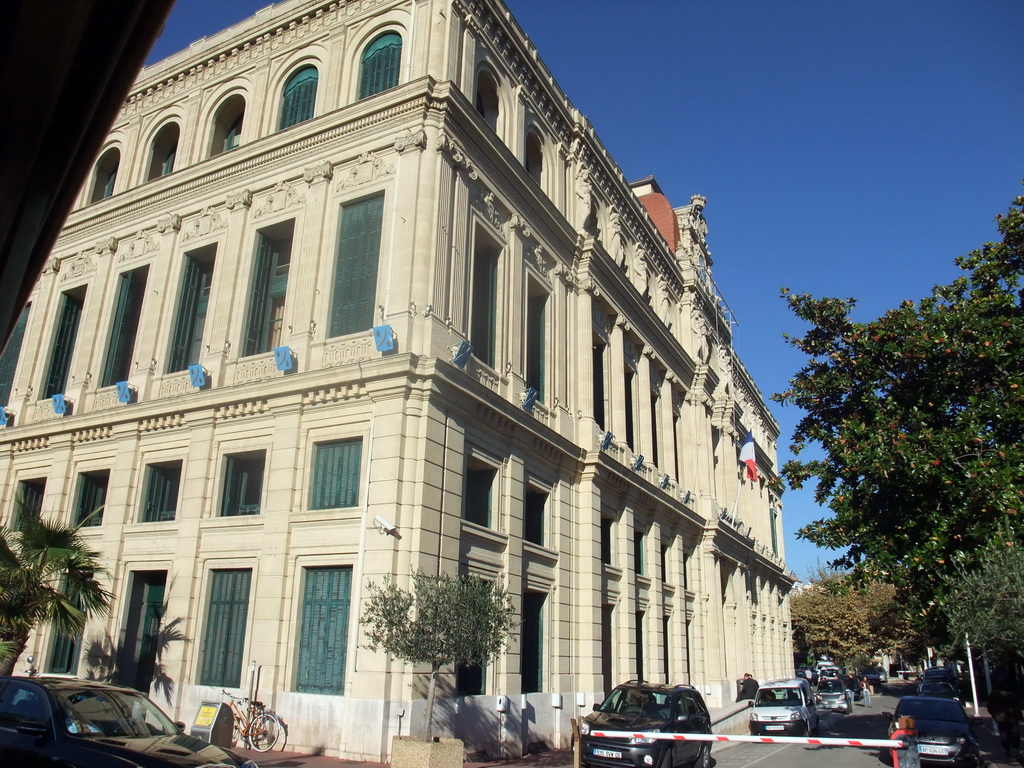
83, 614, 186, 701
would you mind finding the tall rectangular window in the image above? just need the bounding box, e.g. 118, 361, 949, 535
12, 478, 45, 530
635, 609, 645, 683
330, 196, 384, 338
524, 489, 547, 546
634, 530, 645, 576
672, 410, 681, 481
0, 303, 29, 405
102, 266, 149, 387
600, 516, 613, 565
521, 591, 545, 693
526, 288, 547, 401
48, 630, 81, 675
310, 439, 362, 510
649, 391, 660, 468
624, 368, 635, 450
200, 569, 251, 687
770, 508, 779, 555
464, 459, 496, 528
75, 471, 109, 527
296, 567, 352, 694
243, 223, 293, 357
600, 604, 614, 692
470, 235, 499, 368
662, 615, 671, 682
44, 290, 85, 398
592, 341, 606, 429
142, 462, 181, 522
660, 542, 669, 584
221, 452, 265, 517
168, 247, 215, 373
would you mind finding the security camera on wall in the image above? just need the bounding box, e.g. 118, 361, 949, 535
373, 514, 399, 537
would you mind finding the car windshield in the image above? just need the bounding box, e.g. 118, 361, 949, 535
898, 699, 966, 723
597, 688, 672, 718
754, 688, 803, 707
818, 680, 844, 693
919, 683, 957, 696
54, 687, 179, 738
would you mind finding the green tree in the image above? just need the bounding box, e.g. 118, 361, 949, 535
940, 535, 1024, 663
790, 571, 917, 666
775, 191, 1024, 615
360, 571, 517, 741
0, 512, 113, 676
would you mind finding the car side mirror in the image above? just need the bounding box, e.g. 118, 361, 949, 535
592, 703, 600, 712
676, 714, 690, 723
175, 721, 187, 732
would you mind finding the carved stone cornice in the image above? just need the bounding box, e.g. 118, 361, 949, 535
156, 214, 181, 233
303, 160, 333, 184
436, 133, 477, 179
394, 129, 427, 153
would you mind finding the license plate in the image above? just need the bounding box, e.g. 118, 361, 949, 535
765, 725, 785, 731
919, 745, 947, 755
594, 749, 622, 758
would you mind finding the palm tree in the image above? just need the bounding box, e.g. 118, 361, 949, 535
0, 504, 113, 677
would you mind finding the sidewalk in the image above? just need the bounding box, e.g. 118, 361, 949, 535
232, 746, 575, 768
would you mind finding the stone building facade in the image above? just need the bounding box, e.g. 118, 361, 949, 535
0, 0, 793, 760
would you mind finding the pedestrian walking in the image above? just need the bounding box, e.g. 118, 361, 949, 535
987, 689, 1023, 757
736, 673, 759, 702
860, 676, 872, 707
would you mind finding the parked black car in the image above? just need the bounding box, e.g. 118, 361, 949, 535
915, 681, 961, 703
580, 681, 712, 768
920, 667, 959, 685
860, 666, 888, 688
889, 696, 980, 766
0, 676, 259, 768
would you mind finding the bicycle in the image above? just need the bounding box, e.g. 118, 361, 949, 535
222, 690, 283, 752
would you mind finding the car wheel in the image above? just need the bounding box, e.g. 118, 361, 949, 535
693, 743, 711, 768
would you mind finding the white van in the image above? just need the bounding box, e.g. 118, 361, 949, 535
748, 678, 819, 736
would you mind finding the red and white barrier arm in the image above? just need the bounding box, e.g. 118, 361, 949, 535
589, 731, 906, 749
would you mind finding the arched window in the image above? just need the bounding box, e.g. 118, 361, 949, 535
359, 32, 402, 99
90, 148, 120, 202
475, 68, 500, 133
210, 95, 246, 156
279, 66, 318, 130
147, 124, 180, 181
525, 131, 544, 185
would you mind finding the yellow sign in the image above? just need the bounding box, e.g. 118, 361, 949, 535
194, 704, 219, 728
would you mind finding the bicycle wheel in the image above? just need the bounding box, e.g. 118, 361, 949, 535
248, 712, 282, 752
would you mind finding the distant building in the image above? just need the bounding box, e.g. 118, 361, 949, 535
0, 0, 793, 759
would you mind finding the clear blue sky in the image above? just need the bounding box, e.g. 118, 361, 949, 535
146, 0, 1024, 581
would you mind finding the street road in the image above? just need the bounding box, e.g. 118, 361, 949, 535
711, 682, 1012, 768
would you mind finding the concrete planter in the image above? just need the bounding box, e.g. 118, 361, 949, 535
391, 736, 465, 768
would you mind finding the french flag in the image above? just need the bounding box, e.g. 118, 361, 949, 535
740, 430, 758, 482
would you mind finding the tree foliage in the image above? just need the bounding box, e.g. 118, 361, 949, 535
360, 571, 517, 741
775, 191, 1024, 613
0, 511, 113, 676
940, 534, 1024, 662
790, 571, 918, 666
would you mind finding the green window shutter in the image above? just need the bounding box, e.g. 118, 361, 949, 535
330, 196, 384, 338
521, 592, 545, 693
102, 267, 149, 387
143, 464, 181, 522
221, 453, 264, 517
310, 439, 362, 509
279, 67, 318, 129
15, 479, 46, 529
527, 293, 547, 400
168, 255, 214, 372
75, 472, 108, 528
244, 234, 276, 356
296, 567, 352, 694
464, 466, 494, 527
48, 631, 81, 675
358, 33, 402, 99
471, 248, 498, 367
0, 303, 30, 405
102, 161, 118, 198
200, 569, 252, 687
162, 142, 177, 176
44, 292, 84, 398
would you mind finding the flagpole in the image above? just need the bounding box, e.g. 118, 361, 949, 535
730, 473, 742, 525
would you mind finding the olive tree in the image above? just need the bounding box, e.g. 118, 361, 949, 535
360, 570, 517, 741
